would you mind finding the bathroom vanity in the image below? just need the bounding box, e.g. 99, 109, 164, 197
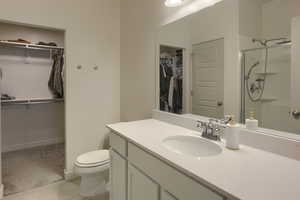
107, 119, 300, 200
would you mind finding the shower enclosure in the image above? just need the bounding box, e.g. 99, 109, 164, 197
241, 40, 299, 134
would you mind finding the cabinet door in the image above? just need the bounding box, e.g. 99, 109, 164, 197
110, 150, 127, 200
161, 190, 178, 200
128, 164, 159, 200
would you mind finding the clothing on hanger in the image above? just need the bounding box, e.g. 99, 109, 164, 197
48, 50, 64, 98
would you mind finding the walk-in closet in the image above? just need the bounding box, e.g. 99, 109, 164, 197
0, 22, 65, 196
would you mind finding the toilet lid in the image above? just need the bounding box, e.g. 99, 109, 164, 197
76, 150, 110, 167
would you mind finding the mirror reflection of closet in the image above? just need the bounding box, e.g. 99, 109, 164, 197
159, 45, 183, 114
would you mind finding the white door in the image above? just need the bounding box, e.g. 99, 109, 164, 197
128, 164, 159, 200
110, 150, 127, 200
191, 39, 224, 118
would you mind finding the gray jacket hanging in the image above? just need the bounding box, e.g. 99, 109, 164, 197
48, 51, 64, 98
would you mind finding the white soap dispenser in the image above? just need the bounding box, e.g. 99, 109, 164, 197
225, 115, 241, 150
246, 111, 258, 130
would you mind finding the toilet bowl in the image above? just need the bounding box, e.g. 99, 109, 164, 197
74, 150, 110, 197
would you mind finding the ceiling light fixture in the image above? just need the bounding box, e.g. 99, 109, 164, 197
165, 0, 184, 7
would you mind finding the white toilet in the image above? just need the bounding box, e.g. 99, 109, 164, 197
74, 150, 110, 197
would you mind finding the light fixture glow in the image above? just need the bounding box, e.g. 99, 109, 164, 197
165, 0, 184, 7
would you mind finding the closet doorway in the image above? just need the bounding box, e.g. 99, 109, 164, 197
159, 45, 184, 114
0, 22, 66, 196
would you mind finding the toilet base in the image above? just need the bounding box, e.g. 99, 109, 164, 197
79, 173, 107, 197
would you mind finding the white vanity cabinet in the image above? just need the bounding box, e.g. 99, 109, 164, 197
109, 132, 226, 200
128, 164, 160, 200
110, 150, 127, 200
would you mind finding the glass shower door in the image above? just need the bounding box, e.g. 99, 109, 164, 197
242, 44, 300, 135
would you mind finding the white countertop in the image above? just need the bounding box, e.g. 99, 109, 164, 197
107, 119, 300, 200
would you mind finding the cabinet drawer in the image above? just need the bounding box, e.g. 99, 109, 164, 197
128, 143, 223, 200
109, 132, 127, 157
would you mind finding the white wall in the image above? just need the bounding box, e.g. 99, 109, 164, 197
0, 22, 65, 153
262, 0, 300, 39
239, 0, 262, 39
239, 0, 263, 50
0, 0, 120, 178
121, 0, 239, 121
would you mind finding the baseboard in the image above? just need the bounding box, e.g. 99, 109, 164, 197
2, 138, 64, 153
0, 184, 4, 199
64, 168, 78, 181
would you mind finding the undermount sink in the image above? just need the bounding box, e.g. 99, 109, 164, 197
162, 135, 222, 158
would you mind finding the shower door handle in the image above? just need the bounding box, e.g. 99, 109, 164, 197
291, 110, 300, 119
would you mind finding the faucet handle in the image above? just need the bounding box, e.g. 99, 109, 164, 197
196, 120, 205, 128
215, 115, 232, 126
223, 115, 233, 123
196, 120, 207, 133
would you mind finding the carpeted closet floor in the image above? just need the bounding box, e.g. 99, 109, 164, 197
2, 143, 65, 196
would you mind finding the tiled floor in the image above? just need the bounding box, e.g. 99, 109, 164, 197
3, 180, 109, 200
2, 143, 65, 196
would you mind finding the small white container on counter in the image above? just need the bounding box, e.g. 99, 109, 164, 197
246, 111, 258, 130
225, 116, 241, 150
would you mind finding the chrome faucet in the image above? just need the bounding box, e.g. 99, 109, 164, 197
196, 116, 232, 141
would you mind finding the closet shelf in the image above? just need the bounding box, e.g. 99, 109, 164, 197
0, 41, 64, 51
1, 98, 64, 106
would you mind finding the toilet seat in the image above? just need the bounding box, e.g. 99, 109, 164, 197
75, 150, 110, 168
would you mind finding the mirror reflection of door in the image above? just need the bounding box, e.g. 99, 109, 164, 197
191, 39, 224, 118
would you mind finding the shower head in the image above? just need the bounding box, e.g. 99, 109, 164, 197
252, 38, 267, 46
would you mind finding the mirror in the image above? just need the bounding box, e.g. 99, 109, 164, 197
156, 0, 300, 136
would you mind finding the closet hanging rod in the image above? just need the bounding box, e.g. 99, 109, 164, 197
1, 98, 64, 106
0, 41, 64, 51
